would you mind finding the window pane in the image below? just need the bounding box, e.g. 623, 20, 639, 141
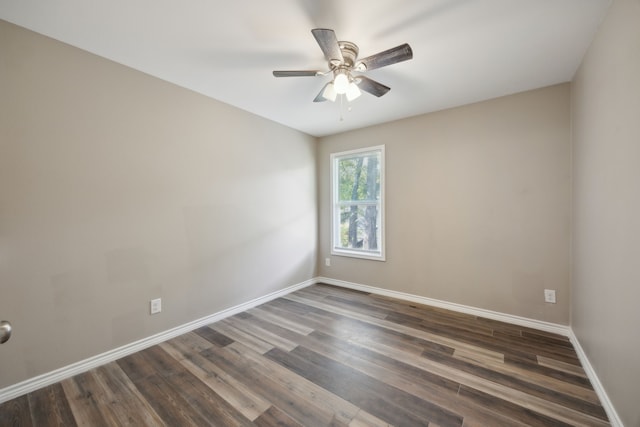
336, 204, 381, 252
331, 145, 385, 261
337, 153, 380, 202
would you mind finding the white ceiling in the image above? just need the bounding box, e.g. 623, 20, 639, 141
0, 0, 611, 137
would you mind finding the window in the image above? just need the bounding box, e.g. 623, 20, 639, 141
331, 145, 385, 260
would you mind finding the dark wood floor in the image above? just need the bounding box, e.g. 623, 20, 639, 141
0, 284, 609, 426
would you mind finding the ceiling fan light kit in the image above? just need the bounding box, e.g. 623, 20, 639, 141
332, 70, 350, 93
273, 28, 413, 104
345, 81, 362, 102
321, 82, 337, 102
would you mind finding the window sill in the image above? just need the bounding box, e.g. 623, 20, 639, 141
331, 249, 386, 262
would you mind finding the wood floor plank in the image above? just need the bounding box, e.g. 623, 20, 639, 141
266, 345, 464, 427
223, 314, 299, 351
521, 330, 575, 348
241, 311, 309, 345
145, 345, 255, 425
385, 310, 495, 338
115, 350, 158, 382
166, 368, 254, 426
295, 284, 371, 304
388, 308, 580, 365
209, 319, 275, 354
232, 341, 367, 425
299, 329, 534, 427
91, 362, 165, 426
306, 331, 457, 407
27, 383, 77, 426
267, 296, 319, 318
253, 405, 304, 427
258, 300, 333, 333
423, 348, 606, 416
457, 385, 574, 427
452, 346, 505, 365
159, 340, 272, 421
503, 353, 593, 390
288, 290, 584, 373
164, 331, 215, 356
1, 283, 609, 426
60, 371, 122, 426
492, 330, 580, 362
133, 373, 213, 426
314, 293, 391, 320
314, 313, 437, 357
330, 324, 608, 426
473, 316, 571, 342
348, 409, 394, 427
200, 342, 357, 425
247, 306, 315, 335
192, 325, 235, 347
117, 350, 213, 426
0, 394, 32, 427
282, 292, 506, 366
320, 285, 572, 356
305, 329, 461, 397
368, 292, 481, 324
537, 354, 589, 377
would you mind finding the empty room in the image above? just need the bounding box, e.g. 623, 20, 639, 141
1, 0, 638, 426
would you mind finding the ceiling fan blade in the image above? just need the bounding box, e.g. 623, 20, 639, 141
273, 70, 322, 77
313, 83, 331, 102
356, 43, 413, 71
273, 70, 321, 77
356, 76, 391, 97
311, 28, 344, 63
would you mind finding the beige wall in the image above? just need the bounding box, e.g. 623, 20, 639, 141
0, 20, 317, 388
318, 84, 571, 324
571, 0, 640, 425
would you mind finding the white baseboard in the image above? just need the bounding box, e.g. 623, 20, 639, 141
568, 330, 623, 427
0, 278, 315, 405
317, 277, 622, 426
1, 275, 623, 427
316, 277, 570, 336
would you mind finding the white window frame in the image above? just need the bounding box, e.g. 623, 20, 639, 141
330, 145, 386, 261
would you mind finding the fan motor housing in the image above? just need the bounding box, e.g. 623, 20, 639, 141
337, 41, 359, 68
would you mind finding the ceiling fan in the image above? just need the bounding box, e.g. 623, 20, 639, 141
273, 28, 413, 103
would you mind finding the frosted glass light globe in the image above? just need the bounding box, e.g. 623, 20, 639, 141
333, 72, 349, 94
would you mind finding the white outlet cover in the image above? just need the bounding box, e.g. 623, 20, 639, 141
544, 289, 556, 304
150, 298, 162, 314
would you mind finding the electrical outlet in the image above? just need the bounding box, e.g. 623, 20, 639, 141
544, 289, 556, 304
325, 257, 331, 267
150, 298, 162, 314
